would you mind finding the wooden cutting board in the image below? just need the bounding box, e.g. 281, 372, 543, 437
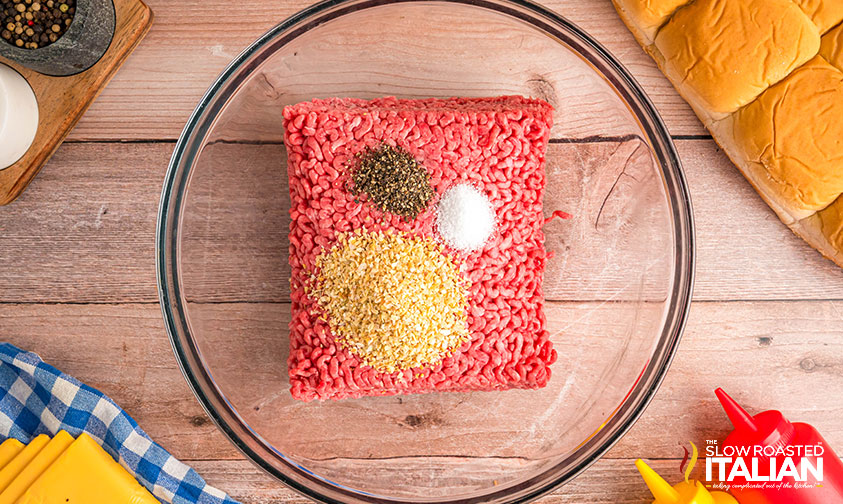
0, 0, 153, 205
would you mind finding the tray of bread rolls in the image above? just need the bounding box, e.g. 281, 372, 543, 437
612, 0, 843, 268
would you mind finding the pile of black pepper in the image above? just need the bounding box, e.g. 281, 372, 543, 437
1, 0, 74, 49
351, 144, 434, 220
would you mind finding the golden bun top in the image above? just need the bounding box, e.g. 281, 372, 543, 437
728, 57, 843, 213
655, 0, 820, 116
821, 22, 843, 71
816, 196, 843, 256
794, 0, 843, 34
611, 0, 689, 44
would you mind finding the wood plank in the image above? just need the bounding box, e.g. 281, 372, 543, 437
64, 0, 705, 142
1, 140, 841, 304
0, 143, 163, 304
2, 301, 841, 464
189, 457, 674, 503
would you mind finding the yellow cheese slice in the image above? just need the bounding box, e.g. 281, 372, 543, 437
0, 436, 49, 493
0, 432, 74, 504
0, 441, 24, 472
16, 433, 159, 504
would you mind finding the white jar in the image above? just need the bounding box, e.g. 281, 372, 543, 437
0, 63, 38, 170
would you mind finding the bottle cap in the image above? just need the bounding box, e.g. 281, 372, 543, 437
635, 459, 737, 504
636, 459, 680, 502
715, 388, 796, 452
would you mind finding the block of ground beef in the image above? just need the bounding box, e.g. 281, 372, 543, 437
282, 96, 556, 401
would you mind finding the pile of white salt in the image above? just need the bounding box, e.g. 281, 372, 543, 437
436, 183, 495, 251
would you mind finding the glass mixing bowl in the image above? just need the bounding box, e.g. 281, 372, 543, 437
157, 0, 695, 502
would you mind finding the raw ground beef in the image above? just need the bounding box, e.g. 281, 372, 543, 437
282, 96, 556, 401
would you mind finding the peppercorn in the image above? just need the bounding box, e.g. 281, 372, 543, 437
0, 0, 72, 49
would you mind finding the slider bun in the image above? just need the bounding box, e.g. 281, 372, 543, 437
655, 0, 820, 118
793, 197, 843, 267
794, 0, 843, 34
711, 57, 843, 222
610, 0, 690, 45
821, 22, 843, 71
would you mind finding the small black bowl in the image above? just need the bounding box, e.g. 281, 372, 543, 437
0, 0, 114, 76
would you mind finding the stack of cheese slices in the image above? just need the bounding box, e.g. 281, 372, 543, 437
0, 432, 158, 503
613, 0, 843, 267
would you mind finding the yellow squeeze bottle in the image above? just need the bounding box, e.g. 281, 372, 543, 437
636, 459, 737, 504
0, 431, 74, 504
0, 441, 24, 472
0, 436, 49, 493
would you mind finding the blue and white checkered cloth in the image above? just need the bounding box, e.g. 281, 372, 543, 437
0, 343, 240, 504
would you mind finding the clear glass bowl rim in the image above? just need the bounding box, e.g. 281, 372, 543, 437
156, 0, 696, 502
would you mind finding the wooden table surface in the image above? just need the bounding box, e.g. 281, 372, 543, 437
2, 1, 843, 502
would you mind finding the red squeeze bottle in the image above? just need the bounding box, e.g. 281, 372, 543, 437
715, 388, 843, 503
